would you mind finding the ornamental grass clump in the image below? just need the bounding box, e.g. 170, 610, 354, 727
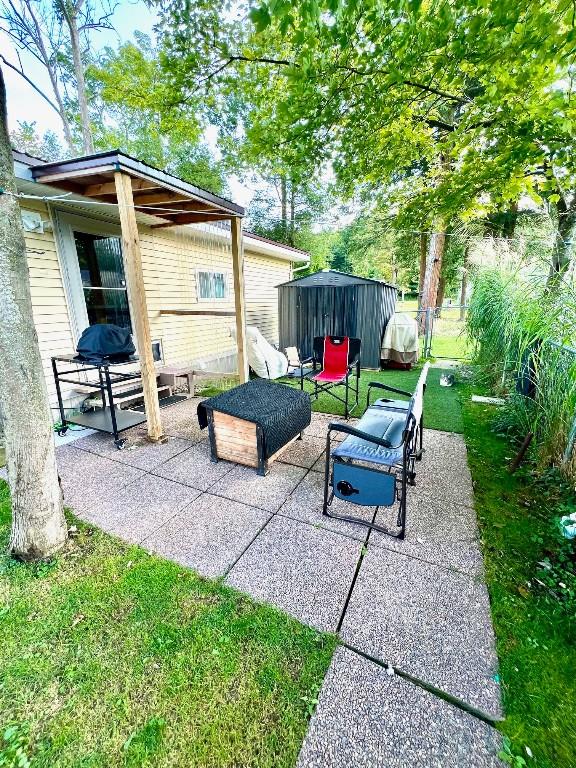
467, 268, 576, 477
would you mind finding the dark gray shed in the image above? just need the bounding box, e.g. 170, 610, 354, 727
277, 270, 397, 369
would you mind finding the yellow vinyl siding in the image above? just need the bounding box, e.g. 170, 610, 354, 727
23, 203, 76, 408
244, 252, 292, 344
20, 201, 300, 407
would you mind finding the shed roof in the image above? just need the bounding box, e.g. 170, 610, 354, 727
278, 269, 396, 289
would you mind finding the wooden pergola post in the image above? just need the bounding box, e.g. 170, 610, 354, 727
231, 217, 249, 383
114, 171, 164, 441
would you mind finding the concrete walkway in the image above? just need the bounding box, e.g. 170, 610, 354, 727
48, 399, 503, 766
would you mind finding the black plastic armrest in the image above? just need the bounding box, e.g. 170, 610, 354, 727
299, 357, 313, 365
368, 381, 412, 397
327, 421, 393, 449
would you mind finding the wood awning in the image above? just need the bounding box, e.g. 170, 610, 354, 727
30, 150, 244, 228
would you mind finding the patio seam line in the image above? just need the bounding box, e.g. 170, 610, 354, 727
221, 511, 275, 579
273, 509, 370, 546
135, 479, 205, 546
366, 537, 485, 579
70, 434, 203, 471
340, 641, 504, 726
335, 507, 377, 634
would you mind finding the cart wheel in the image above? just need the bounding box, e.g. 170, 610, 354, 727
58, 427, 69, 437
114, 438, 127, 450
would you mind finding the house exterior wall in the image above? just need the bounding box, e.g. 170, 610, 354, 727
20, 203, 295, 411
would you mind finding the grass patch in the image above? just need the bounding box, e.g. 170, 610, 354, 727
0, 482, 335, 768
462, 398, 576, 768
283, 364, 463, 433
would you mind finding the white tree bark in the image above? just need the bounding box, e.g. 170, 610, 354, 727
0, 65, 67, 560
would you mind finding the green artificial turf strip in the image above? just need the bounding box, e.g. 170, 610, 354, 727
462, 398, 576, 768
0, 483, 335, 768
284, 364, 463, 434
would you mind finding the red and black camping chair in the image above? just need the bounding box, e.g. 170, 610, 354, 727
300, 336, 361, 419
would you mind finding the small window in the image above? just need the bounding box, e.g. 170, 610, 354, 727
197, 270, 228, 300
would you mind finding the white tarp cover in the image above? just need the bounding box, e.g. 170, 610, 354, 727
231, 325, 289, 379
381, 313, 419, 364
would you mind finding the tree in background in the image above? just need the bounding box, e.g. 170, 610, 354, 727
10, 120, 64, 161
153, 0, 575, 306
88, 34, 227, 192
1, 0, 116, 154
0, 64, 67, 559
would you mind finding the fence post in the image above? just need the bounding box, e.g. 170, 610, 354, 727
423, 308, 432, 358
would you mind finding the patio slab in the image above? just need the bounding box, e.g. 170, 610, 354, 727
278, 470, 374, 541
340, 547, 502, 717
129, 397, 206, 442
225, 514, 363, 633
142, 492, 270, 579
81, 474, 201, 544
304, 413, 358, 441
151, 441, 235, 490
371, 494, 484, 576
297, 647, 504, 768
56, 445, 144, 514
278, 436, 326, 469
73, 432, 194, 471
209, 461, 308, 513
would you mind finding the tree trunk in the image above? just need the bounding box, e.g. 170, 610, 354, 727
459, 246, 469, 321
17, 0, 75, 152
502, 200, 519, 239
417, 232, 427, 309
63, 3, 94, 154
280, 175, 287, 242
419, 225, 446, 332
289, 180, 295, 247
547, 196, 576, 288
435, 274, 446, 318
0, 66, 67, 560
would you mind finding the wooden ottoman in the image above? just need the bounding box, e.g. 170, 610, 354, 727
197, 380, 311, 475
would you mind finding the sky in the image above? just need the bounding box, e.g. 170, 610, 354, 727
1, 0, 254, 207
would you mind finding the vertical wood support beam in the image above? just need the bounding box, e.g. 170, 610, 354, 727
231, 217, 249, 383
114, 171, 164, 440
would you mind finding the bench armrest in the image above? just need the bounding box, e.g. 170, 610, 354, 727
368, 381, 412, 397
327, 421, 393, 449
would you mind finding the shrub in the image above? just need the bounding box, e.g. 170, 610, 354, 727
467, 268, 576, 476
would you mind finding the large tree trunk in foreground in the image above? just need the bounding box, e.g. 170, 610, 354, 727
419, 226, 446, 332
0, 66, 67, 560
435, 274, 446, 318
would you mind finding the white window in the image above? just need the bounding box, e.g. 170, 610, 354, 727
197, 269, 229, 300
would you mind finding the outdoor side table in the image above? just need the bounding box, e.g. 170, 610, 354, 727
197, 379, 311, 475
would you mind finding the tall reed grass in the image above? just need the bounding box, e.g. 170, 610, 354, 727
467, 268, 576, 477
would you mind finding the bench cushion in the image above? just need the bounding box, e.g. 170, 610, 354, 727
332, 407, 407, 466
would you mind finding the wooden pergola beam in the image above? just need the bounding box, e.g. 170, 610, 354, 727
84, 178, 159, 197
150, 213, 234, 228
231, 217, 249, 383
114, 171, 164, 441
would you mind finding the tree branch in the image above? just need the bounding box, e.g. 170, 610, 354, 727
0, 54, 60, 114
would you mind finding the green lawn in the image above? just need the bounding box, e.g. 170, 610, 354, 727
462, 398, 576, 768
284, 364, 463, 433
0, 483, 335, 768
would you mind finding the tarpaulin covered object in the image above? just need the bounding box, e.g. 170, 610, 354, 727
381, 313, 419, 366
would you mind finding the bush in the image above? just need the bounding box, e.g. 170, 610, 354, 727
467, 268, 576, 476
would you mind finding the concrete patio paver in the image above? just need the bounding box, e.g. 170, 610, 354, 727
209, 461, 308, 512
73, 432, 194, 471
56, 445, 144, 514
278, 435, 326, 469
225, 514, 363, 633
151, 441, 235, 490
340, 546, 502, 717
81, 474, 201, 544
297, 647, 504, 768
142, 492, 270, 579
277, 470, 375, 541
372, 494, 484, 576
